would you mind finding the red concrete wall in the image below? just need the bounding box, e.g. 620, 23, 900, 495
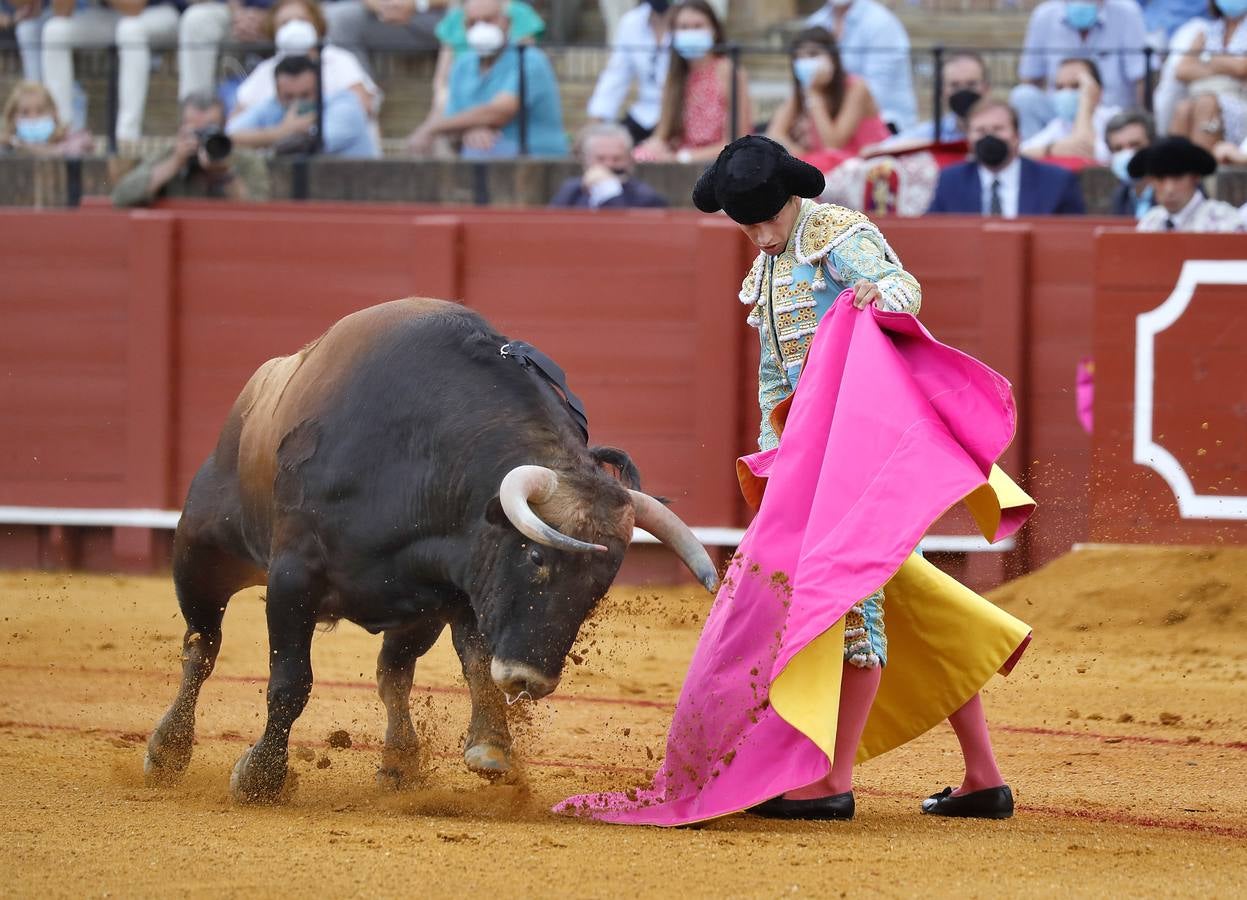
0, 203, 1148, 579
1091, 232, 1247, 544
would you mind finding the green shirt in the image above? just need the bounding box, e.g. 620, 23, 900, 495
111, 149, 271, 207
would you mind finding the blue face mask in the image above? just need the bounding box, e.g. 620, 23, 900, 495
792, 57, 828, 89
15, 115, 56, 145
1110, 147, 1137, 183
1216, 0, 1247, 18
1052, 88, 1081, 123
673, 28, 715, 61
1064, 1, 1100, 31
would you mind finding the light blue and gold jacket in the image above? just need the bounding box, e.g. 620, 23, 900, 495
740, 200, 922, 450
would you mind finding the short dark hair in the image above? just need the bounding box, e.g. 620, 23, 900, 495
1104, 109, 1156, 144
1058, 56, 1103, 88
274, 54, 317, 81
966, 96, 1019, 133
181, 90, 223, 116
945, 50, 988, 83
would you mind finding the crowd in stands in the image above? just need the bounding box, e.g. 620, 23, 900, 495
1, 0, 1246, 229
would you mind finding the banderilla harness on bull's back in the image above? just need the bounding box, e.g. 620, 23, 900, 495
499, 340, 590, 444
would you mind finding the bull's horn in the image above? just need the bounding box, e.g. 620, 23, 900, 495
498, 465, 607, 553
628, 491, 720, 593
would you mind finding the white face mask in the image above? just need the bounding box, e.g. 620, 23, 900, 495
466, 21, 507, 57
275, 19, 319, 55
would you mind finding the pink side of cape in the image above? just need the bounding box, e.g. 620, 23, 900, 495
554, 295, 1023, 826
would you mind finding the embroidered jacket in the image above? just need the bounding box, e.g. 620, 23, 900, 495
741, 200, 922, 449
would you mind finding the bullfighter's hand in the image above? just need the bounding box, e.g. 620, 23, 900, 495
852, 279, 882, 309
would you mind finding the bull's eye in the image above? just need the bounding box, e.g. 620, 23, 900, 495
529, 548, 545, 568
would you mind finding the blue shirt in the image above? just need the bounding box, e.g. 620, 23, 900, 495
890, 112, 964, 144
1138, 0, 1208, 38
226, 91, 380, 159
805, 0, 917, 131
448, 45, 568, 157
1018, 0, 1148, 110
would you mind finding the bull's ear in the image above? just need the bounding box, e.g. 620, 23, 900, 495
590, 446, 643, 490
484, 496, 508, 526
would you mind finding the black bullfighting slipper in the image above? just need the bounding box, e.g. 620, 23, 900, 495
748, 791, 855, 821
921, 785, 1014, 819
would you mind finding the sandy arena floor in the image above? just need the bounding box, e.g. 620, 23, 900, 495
1, 545, 1246, 898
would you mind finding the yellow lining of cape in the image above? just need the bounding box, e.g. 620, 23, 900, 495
768, 468, 1034, 765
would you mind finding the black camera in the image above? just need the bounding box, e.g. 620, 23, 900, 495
195, 126, 232, 162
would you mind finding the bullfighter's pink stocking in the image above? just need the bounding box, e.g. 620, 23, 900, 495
784, 661, 881, 799
947, 692, 1005, 794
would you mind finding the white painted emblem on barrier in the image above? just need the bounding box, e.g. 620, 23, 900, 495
1134, 259, 1247, 520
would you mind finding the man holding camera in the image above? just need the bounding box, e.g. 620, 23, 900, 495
112, 92, 270, 208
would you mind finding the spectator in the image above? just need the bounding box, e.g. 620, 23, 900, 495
178, 0, 278, 103
927, 97, 1087, 216
425, 0, 543, 118
549, 122, 668, 208
1012, 0, 1148, 139
1166, 2, 1247, 152
598, 0, 724, 43
112, 92, 270, 205
41, 0, 181, 142
407, 0, 567, 157
633, 0, 750, 163
227, 53, 380, 156
10, 0, 61, 83
229, 0, 381, 126
1021, 58, 1120, 163
1130, 134, 1243, 229
0, 79, 93, 155
1105, 109, 1157, 217
764, 26, 889, 172
586, 0, 670, 145
804, 0, 917, 133
1213, 132, 1247, 161
885, 50, 989, 147
323, 0, 448, 72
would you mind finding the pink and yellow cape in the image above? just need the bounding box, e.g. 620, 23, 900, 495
556, 294, 1033, 826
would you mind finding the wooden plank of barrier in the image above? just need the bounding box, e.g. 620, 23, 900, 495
114, 211, 177, 568
1092, 231, 1247, 545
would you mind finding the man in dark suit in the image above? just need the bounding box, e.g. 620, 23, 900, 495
926, 98, 1085, 217
549, 122, 668, 210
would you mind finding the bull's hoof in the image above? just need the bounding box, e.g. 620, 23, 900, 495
464, 742, 514, 782
375, 746, 427, 792
229, 746, 296, 804
143, 718, 194, 787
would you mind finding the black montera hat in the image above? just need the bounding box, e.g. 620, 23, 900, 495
1127, 136, 1217, 179
692, 135, 826, 225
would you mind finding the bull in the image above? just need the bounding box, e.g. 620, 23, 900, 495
144, 299, 717, 802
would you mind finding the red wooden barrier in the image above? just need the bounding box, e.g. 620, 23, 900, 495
1091, 232, 1247, 544
0, 203, 1151, 582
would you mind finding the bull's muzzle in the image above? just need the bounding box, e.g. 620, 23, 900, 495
490, 658, 559, 702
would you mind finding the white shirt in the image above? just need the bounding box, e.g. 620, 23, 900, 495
1137, 191, 1245, 232
1021, 103, 1120, 164
585, 4, 669, 130
978, 157, 1022, 219
232, 45, 381, 118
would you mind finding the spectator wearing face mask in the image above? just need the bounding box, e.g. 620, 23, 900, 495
113, 92, 270, 205
633, 0, 751, 163
1104, 109, 1156, 217
227, 54, 380, 156
1132, 135, 1243, 230
886, 51, 990, 148
1021, 58, 1120, 163
1012, 0, 1148, 139
0, 79, 93, 156
228, 0, 382, 129
764, 27, 888, 173
926, 98, 1086, 217
586, 0, 671, 145
1165, 0, 1247, 152
406, 0, 566, 157
549, 122, 668, 208
803, 0, 917, 133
